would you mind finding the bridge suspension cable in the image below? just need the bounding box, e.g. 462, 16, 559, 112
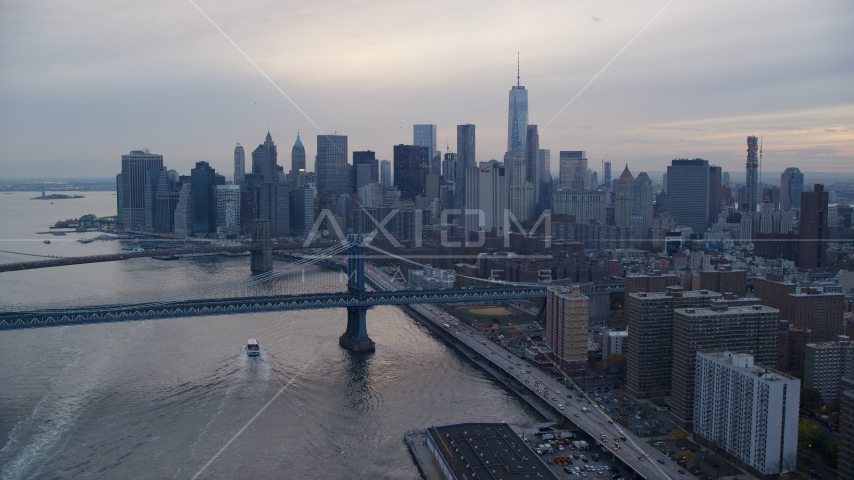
20, 240, 356, 313
126, 240, 356, 306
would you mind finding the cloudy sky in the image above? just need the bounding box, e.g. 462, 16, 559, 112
1, 0, 852, 180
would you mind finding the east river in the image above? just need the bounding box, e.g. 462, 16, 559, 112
0, 191, 538, 479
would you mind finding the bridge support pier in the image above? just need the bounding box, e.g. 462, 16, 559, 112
250, 220, 272, 273
339, 234, 375, 352
339, 306, 375, 352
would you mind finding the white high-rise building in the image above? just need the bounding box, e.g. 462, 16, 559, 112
233, 143, 245, 184
694, 352, 799, 476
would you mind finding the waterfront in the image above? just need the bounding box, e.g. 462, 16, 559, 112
0, 192, 539, 479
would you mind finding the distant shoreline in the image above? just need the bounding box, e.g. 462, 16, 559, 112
30, 194, 85, 200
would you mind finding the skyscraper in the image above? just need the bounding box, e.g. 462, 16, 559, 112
709, 164, 722, 223
120, 150, 163, 230
799, 184, 828, 268
380, 160, 392, 186
745, 136, 760, 213
468, 160, 509, 235
316, 134, 348, 196
443, 152, 457, 182
558, 151, 587, 190
116, 174, 123, 226
626, 287, 720, 399
413, 125, 439, 175
191, 161, 218, 236
215, 184, 241, 236
352, 151, 378, 194
393, 144, 430, 201
603, 161, 612, 190
694, 352, 799, 476
780, 167, 804, 211
546, 285, 589, 373
509, 149, 534, 222
289, 183, 317, 234
291, 133, 306, 177
525, 125, 540, 203
538, 149, 551, 185
234, 143, 245, 184
615, 165, 633, 228
252, 132, 278, 182
630, 172, 654, 240
666, 158, 711, 233
144, 165, 167, 232
507, 56, 528, 155
671, 304, 779, 429
455, 124, 475, 211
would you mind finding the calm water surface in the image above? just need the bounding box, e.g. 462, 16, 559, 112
0, 192, 538, 479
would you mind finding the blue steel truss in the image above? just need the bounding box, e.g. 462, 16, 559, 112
0, 287, 548, 330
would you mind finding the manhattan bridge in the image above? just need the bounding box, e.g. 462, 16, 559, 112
0, 232, 624, 352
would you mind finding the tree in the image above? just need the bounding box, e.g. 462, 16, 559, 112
669, 428, 689, 447
801, 388, 824, 411
798, 418, 820, 447
604, 353, 627, 374
676, 450, 696, 465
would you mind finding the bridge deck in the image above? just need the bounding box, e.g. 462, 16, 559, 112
0, 287, 550, 330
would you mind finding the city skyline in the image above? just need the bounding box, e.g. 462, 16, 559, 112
0, 1, 851, 178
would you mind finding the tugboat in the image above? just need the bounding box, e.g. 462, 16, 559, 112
247, 339, 260, 356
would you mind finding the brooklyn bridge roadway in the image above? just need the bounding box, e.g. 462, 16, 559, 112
0, 287, 548, 330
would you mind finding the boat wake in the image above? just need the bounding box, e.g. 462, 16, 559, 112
0, 348, 90, 480
187, 346, 272, 460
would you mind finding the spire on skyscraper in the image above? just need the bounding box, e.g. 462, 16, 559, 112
619, 164, 634, 181
517, 51, 520, 88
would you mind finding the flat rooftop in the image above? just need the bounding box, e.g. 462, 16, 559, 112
427, 422, 559, 480
675, 304, 778, 316
701, 351, 797, 382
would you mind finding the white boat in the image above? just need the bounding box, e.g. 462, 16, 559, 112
247, 339, 260, 356
131, 247, 144, 253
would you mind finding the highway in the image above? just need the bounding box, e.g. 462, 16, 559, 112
366, 265, 694, 480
